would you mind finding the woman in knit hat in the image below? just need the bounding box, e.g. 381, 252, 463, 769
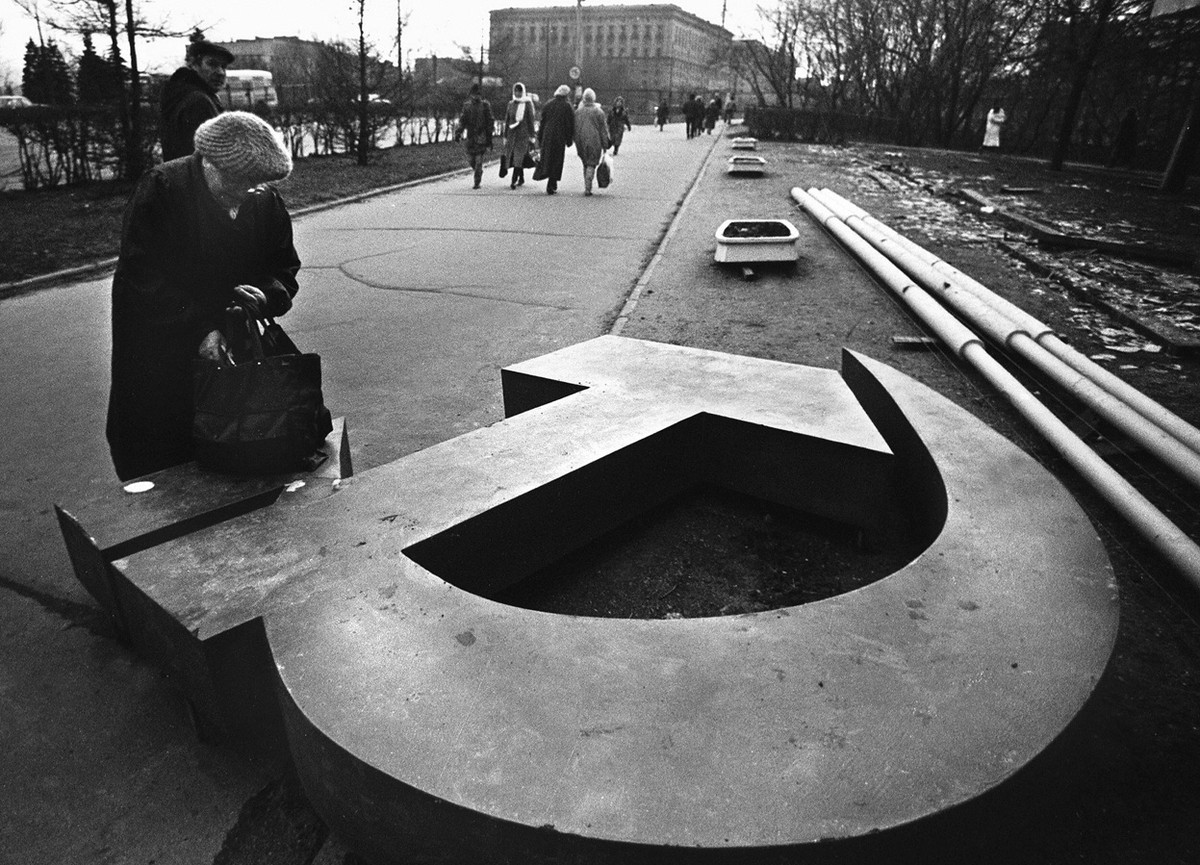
106, 111, 301, 480
573, 88, 610, 196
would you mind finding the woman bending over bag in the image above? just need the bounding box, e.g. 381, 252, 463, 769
106, 110, 301, 481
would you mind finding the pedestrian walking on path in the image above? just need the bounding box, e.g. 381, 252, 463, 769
655, 100, 668, 131
503, 82, 536, 189
607, 96, 632, 156
684, 94, 703, 139
537, 84, 575, 195
458, 83, 494, 189
575, 88, 611, 196
704, 95, 722, 135
107, 111, 299, 480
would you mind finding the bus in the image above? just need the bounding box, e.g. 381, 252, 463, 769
219, 70, 279, 110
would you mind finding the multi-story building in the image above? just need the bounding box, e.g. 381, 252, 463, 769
488, 4, 742, 116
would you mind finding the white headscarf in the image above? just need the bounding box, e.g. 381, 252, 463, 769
511, 82, 531, 127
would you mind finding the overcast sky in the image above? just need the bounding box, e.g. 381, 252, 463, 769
1, 0, 766, 84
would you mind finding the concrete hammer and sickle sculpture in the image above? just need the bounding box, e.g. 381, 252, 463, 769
57, 336, 1118, 863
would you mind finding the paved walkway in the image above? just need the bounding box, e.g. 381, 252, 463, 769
0, 122, 726, 864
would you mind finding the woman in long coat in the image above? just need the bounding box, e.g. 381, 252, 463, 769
982, 105, 1006, 150
503, 82, 537, 189
107, 112, 299, 480
574, 88, 611, 196
606, 96, 632, 156
536, 84, 575, 195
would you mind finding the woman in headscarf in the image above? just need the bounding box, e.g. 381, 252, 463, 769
536, 84, 575, 195
573, 88, 610, 196
503, 82, 537, 189
606, 96, 632, 156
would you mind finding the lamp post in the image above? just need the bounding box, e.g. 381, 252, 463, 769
575, 0, 584, 97
575, 0, 584, 70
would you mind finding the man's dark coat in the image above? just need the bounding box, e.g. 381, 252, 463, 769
160, 66, 222, 161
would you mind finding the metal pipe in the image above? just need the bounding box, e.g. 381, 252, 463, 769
807, 188, 1200, 493
792, 186, 1200, 593
817, 187, 1200, 457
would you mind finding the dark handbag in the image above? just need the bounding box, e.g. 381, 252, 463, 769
193, 306, 333, 475
597, 155, 611, 189
532, 149, 548, 181
499, 154, 509, 177
522, 148, 537, 169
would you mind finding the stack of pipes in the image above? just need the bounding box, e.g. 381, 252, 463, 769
791, 186, 1200, 593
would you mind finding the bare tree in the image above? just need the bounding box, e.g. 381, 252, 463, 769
10, 0, 193, 176
1048, 0, 1121, 169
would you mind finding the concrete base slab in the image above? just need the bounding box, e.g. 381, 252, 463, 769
727, 155, 768, 176
714, 219, 800, 263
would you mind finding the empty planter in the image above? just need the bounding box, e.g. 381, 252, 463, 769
727, 155, 767, 176
714, 219, 800, 263
731, 137, 758, 150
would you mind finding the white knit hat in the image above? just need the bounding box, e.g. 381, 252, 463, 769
194, 111, 292, 182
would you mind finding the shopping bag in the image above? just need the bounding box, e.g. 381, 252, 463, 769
597, 154, 612, 189
499, 154, 509, 177
193, 306, 333, 475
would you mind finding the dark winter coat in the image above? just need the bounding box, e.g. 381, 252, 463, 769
459, 95, 494, 156
536, 95, 575, 183
704, 98, 722, 130
504, 98, 537, 167
607, 103, 631, 149
160, 66, 222, 161
106, 154, 300, 480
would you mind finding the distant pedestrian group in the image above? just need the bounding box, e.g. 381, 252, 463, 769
682, 93, 726, 139
458, 82, 636, 196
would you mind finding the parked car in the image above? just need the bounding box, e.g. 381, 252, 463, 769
0, 95, 35, 109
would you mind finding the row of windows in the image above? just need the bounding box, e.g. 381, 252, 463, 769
505, 23, 667, 45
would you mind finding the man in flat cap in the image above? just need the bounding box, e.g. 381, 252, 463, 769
160, 36, 235, 161
107, 111, 300, 480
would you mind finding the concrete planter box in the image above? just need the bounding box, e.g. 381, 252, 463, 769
727, 155, 767, 176
731, 137, 758, 150
714, 219, 800, 263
